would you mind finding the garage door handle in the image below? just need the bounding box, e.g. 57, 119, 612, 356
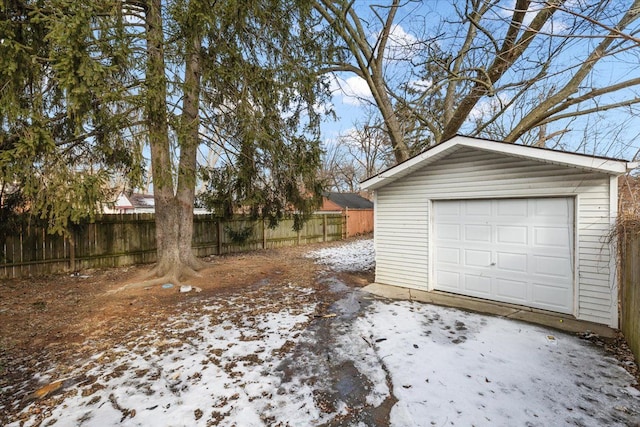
490, 262, 496, 266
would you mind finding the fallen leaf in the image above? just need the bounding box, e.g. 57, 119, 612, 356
30, 380, 64, 400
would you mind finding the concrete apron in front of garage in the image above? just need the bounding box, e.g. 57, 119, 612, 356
363, 283, 616, 338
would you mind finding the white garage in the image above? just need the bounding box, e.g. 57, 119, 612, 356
361, 136, 637, 327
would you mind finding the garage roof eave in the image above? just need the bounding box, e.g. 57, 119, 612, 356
360, 135, 636, 191
360, 141, 460, 190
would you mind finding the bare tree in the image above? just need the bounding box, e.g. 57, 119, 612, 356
343, 113, 393, 179
320, 142, 360, 192
321, 107, 393, 192
315, 0, 640, 162
314, 0, 414, 162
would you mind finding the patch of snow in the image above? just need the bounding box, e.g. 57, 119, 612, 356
338, 300, 640, 426
306, 239, 374, 272
8, 285, 327, 427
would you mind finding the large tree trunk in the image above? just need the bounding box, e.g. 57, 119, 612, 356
145, 0, 174, 272
370, 72, 410, 163
364, 0, 409, 164
174, 29, 205, 277
313, 0, 410, 164
140, 0, 204, 287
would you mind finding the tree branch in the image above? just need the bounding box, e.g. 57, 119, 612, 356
506, 0, 640, 141
442, 0, 563, 141
539, 97, 640, 127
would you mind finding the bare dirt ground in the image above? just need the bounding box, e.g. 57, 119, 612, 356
0, 240, 374, 426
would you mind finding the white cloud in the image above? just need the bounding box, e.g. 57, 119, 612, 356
467, 93, 511, 121
329, 74, 373, 106
326, 24, 419, 106
407, 78, 433, 91
382, 24, 419, 61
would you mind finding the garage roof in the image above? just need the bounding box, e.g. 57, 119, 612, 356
361, 135, 638, 191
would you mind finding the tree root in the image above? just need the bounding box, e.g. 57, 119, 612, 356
113, 274, 179, 292
110, 259, 210, 293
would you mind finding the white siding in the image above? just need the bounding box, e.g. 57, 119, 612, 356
374, 147, 617, 326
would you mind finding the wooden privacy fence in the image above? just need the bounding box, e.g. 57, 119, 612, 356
0, 213, 343, 279
343, 208, 374, 238
620, 231, 640, 364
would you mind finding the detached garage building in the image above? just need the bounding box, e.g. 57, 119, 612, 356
361, 136, 637, 327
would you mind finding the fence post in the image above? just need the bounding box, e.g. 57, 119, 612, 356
217, 220, 223, 255
323, 214, 327, 242
68, 234, 76, 273
262, 218, 267, 249
344, 207, 349, 239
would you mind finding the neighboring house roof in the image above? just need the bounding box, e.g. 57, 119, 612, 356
105, 192, 154, 213
128, 193, 155, 210
361, 135, 638, 191
324, 192, 373, 210
109, 193, 210, 214
113, 193, 134, 210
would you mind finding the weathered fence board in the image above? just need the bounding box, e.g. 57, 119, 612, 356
621, 232, 640, 364
0, 213, 342, 279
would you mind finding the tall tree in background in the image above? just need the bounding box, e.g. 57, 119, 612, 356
315, 0, 640, 163
1, 0, 332, 285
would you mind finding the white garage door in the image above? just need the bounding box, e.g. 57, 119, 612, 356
433, 198, 574, 314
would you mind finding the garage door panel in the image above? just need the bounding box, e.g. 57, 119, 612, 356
463, 274, 491, 296
496, 278, 527, 301
437, 270, 461, 290
434, 198, 574, 314
496, 226, 528, 245
535, 199, 570, 218
437, 247, 460, 265
436, 224, 460, 240
465, 224, 491, 242
532, 283, 571, 310
497, 199, 528, 216
437, 202, 461, 215
464, 249, 492, 267
496, 252, 527, 272
534, 227, 571, 248
465, 200, 491, 215
533, 255, 571, 278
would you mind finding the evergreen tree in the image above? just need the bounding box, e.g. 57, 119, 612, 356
1, 0, 333, 286
0, 0, 144, 235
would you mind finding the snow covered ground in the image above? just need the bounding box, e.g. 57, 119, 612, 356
314, 240, 640, 426
347, 301, 640, 426
305, 238, 375, 272
5, 239, 640, 426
